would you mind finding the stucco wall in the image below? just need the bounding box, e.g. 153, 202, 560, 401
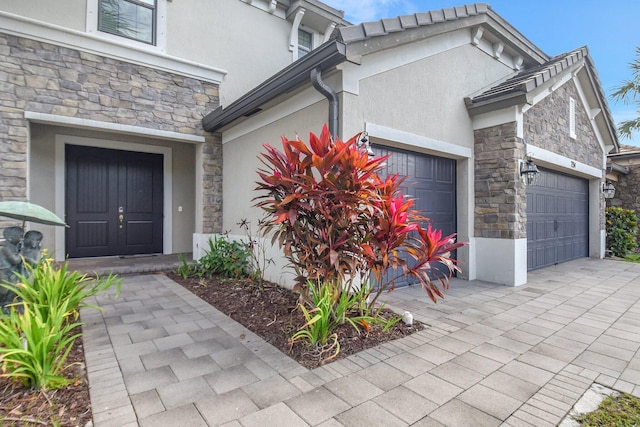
0, 0, 333, 106
0, 32, 222, 235
168, 0, 292, 105
357, 43, 513, 147
0, 0, 86, 31
222, 92, 334, 286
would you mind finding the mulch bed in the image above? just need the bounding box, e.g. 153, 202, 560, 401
0, 272, 423, 426
165, 272, 424, 369
0, 330, 91, 427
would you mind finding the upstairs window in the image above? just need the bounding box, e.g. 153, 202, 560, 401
298, 29, 312, 59
98, 0, 156, 45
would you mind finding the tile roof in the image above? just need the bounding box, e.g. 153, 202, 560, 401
467, 45, 619, 150
469, 47, 588, 105
339, 3, 490, 43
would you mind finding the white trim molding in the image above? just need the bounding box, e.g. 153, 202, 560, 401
365, 123, 472, 159
86, 0, 168, 53
0, 10, 226, 84
525, 144, 602, 179
25, 112, 205, 143
53, 135, 173, 261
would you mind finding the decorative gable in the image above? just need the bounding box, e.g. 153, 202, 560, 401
524, 80, 602, 169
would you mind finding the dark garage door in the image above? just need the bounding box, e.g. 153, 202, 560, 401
374, 145, 457, 287
527, 168, 589, 271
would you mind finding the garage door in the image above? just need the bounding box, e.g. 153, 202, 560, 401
373, 145, 456, 287
526, 168, 589, 271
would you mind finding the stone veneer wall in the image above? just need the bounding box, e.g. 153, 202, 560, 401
0, 33, 222, 233
608, 163, 640, 248
524, 79, 605, 229
524, 80, 602, 168
474, 122, 527, 239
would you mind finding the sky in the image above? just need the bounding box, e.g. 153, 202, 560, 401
322, 0, 640, 146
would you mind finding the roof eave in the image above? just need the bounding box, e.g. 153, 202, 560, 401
203, 40, 347, 132
465, 92, 529, 116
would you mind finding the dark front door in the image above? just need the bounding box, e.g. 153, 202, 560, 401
527, 168, 589, 271
373, 145, 457, 287
66, 145, 163, 258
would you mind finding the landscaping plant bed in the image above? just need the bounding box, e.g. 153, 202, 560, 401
166, 272, 424, 369
0, 331, 91, 427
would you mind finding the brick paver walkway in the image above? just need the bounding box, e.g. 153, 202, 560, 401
81, 258, 640, 426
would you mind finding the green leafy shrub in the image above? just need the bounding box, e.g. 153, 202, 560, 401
175, 253, 196, 279
606, 207, 638, 257
9, 259, 120, 320
255, 125, 465, 307
197, 236, 251, 279
0, 258, 121, 390
0, 298, 81, 389
290, 281, 376, 362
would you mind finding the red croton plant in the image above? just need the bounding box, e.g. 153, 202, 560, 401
254, 124, 465, 307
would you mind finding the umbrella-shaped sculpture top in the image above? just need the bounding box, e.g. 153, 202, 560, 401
0, 200, 67, 227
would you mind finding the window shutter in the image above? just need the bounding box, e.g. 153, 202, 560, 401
569, 97, 576, 139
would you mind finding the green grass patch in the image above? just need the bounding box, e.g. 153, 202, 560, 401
574, 393, 640, 426
623, 253, 640, 263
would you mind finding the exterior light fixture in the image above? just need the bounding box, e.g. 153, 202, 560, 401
602, 181, 616, 199
520, 158, 539, 186
357, 131, 375, 156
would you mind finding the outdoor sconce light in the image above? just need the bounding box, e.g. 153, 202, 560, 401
357, 131, 375, 156
520, 158, 539, 186
602, 181, 616, 199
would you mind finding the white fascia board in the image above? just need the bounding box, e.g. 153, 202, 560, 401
365, 123, 472, 159
526, 144, 602, 179
572, 74, 607, 156
0, 11, 226, 84
338, 29, 470, 95
25, 112, 205, 143
471, 106, 522, 136
521, 69, 576, 114
221, 89, 325, 143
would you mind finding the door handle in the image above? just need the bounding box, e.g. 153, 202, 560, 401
119, 214, 124, 229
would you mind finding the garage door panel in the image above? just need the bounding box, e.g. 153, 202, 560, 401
527, 168, 588, 271
374, 145, 456, 287
415, 157, 434, 179
436, 161, 455, 183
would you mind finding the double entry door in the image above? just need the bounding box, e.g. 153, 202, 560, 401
66, 145, 163, 258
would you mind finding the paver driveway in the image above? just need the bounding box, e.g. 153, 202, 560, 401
81, 258, 640, 426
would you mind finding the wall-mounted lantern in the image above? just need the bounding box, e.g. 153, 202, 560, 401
520, 158, 539, 186
602, 181, 616, 199
357, 131, 375, 156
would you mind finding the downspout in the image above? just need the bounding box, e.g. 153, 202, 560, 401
310, 67, 338, 139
